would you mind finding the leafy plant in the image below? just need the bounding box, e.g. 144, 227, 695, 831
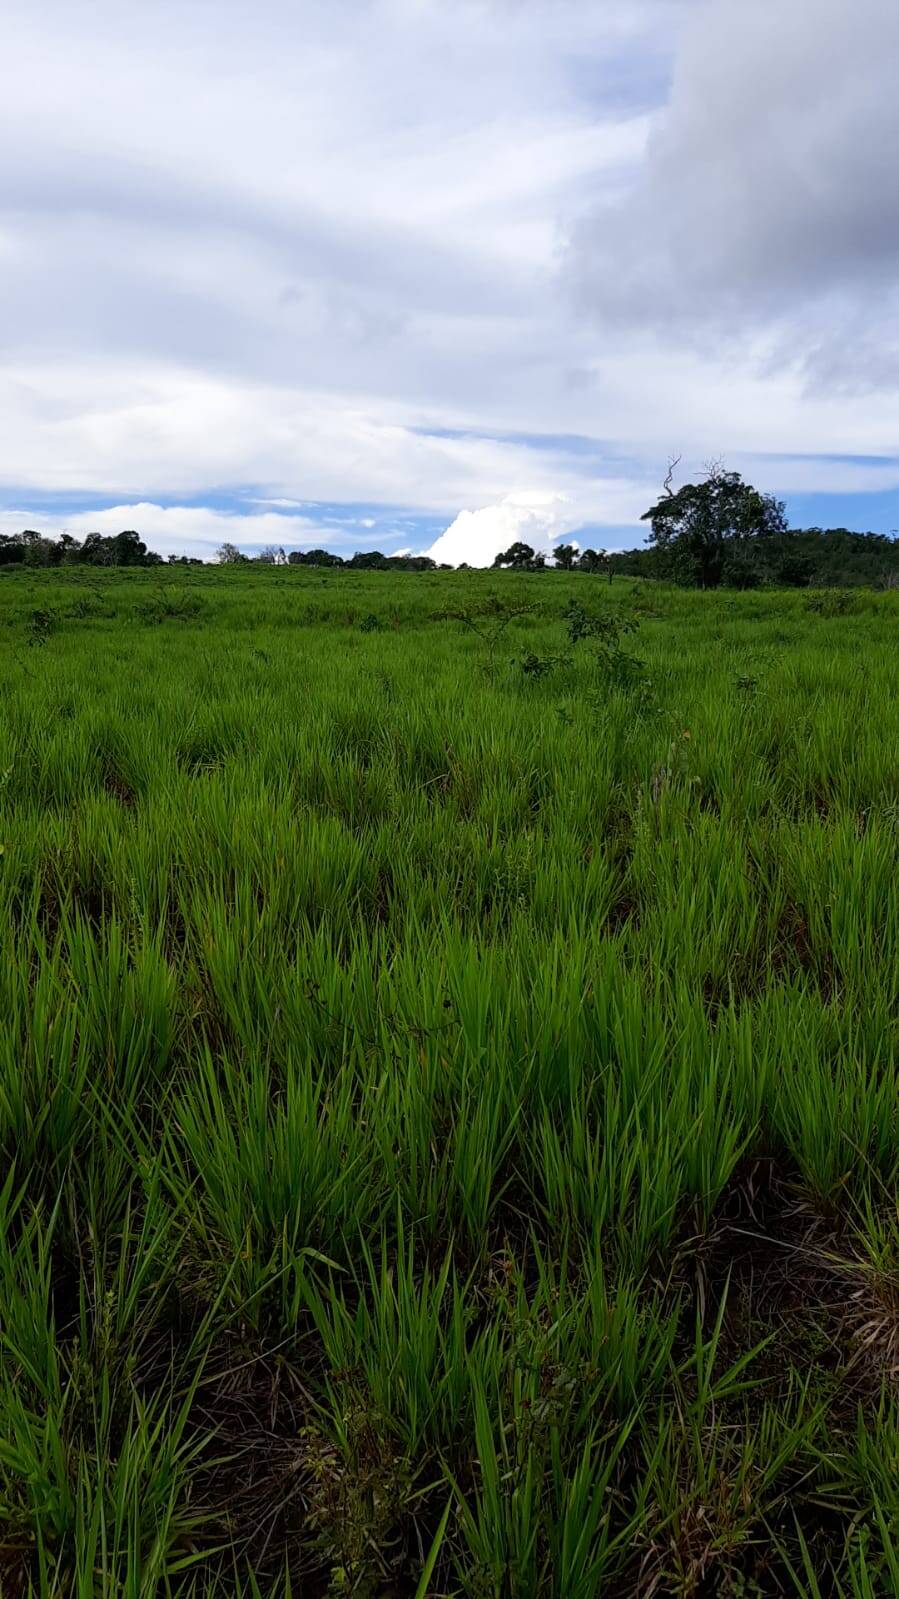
563, 600, 648, 690
26, 607, 55, 647
806, 589, 860, 617
519, 650, 571, 679
454, 598, 535, 676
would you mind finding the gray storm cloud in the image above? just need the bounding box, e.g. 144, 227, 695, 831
570, 0, 899, 388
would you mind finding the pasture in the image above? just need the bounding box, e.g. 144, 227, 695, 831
1, 564, 898, 1595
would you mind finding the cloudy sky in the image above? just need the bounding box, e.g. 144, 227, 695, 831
2, 0, 897, 563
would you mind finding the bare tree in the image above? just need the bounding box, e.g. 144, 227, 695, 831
663, 454, 682, 497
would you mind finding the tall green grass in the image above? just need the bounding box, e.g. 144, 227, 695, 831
1, 565, 898, 1593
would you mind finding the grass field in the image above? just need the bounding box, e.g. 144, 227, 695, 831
2, 564, 899, 1596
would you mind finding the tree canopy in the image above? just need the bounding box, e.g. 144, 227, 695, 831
492, 542, 547, 571
576, 548, 608, 575
640, 465, 788, 589
0, 528, 162, 568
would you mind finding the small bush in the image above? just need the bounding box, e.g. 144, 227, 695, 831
562, 601, 648, 691
805, 589, 860, 617
26, 608, 55, 647
519, 650, 570, 679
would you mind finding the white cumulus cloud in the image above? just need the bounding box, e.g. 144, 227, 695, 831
425, 491, 578, 567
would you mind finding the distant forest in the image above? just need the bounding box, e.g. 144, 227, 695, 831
2, 522, 898, 588
608, 527, 899, 589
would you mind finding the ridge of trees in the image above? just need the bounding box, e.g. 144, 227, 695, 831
0, 528, 165, 568
216, 542, 449, 570
3, 466, 898, 589
606, 526, 899, 588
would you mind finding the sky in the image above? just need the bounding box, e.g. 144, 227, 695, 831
1, 0, 898, 564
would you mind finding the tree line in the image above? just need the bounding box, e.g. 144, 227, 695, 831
215, 543, 444, 570
609, 462, 899, 589
215, 542, 612, 573
0, 528, 166, 568
610, 525, 899, 589
3, 468, 898, 586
